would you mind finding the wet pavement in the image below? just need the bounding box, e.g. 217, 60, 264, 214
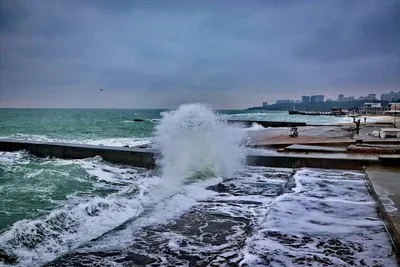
45, 167, 397, 267
365, 167, 400, 251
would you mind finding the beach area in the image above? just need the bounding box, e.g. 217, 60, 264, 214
243, 114, 400, 148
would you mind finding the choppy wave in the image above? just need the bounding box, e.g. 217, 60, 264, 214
245, 123, 266, 131
0, 155, 160, 266
0, 154, 222, 266
0, 153, 146, 265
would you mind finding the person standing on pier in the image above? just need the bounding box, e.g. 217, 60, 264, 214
355, 119, 361, 136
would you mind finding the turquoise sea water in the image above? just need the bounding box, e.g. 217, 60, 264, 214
0, 109, 163, 146
0, 109, 353, 146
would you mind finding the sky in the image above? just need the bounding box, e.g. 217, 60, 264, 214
0, 0, 399, 109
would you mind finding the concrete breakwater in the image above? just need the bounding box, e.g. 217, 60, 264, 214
225, 120, 306, 127
0, 139, 386, 170
132, 118, 307, 128
133, 119, 306, 127
0, 140, 157, 168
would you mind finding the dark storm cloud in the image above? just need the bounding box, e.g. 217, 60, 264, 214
0, 0, 399, 108
296, 1, 400, 61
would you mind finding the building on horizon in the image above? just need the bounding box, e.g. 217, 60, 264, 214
337, 94, 355, 102
276, 99, 294, 104
310, 95, 324, 103
302, 96, 310, 103
385, 103, 400, 116
262, 102, 268, 108
295, 100, 302, 104
315, 95, 324, 103
381, 91, 400, 101
359, 94, 377, 101
360, 103, 390, 115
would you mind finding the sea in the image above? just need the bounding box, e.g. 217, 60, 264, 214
0, 108, 355, 147
0, 106, 397, 266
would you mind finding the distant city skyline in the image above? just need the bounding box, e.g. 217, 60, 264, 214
268, 90, 399, 106
1, 0, 399, 109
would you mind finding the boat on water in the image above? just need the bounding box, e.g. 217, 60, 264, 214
150, 119, 161, 123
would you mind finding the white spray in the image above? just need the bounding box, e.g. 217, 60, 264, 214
154, 103, 247, 184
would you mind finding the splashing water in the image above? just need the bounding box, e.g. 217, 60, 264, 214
0, 104, 248, 266
155, 103, 247, 183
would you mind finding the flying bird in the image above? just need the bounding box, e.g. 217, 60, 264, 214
100, 88, 103, 91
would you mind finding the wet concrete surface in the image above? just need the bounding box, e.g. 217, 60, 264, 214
45, 167, 397, 267
365, 167, 400, 247
284, 144, 347, 153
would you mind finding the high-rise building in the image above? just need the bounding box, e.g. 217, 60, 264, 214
276, 99, 294, 104
381, 91, 400, 101
360, 94, 377, 101
367, 94, 376, 101
314, 95, 325, 103
337, 95, 355, 102
262, 102, 268, 108
310, 95, 324, 103
302, 96, 310, 103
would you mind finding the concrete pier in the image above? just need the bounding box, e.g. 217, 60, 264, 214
0, 139, 389, 170
0, 140, 156, 168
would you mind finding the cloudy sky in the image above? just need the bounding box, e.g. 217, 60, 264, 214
1, 0, 399, 109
